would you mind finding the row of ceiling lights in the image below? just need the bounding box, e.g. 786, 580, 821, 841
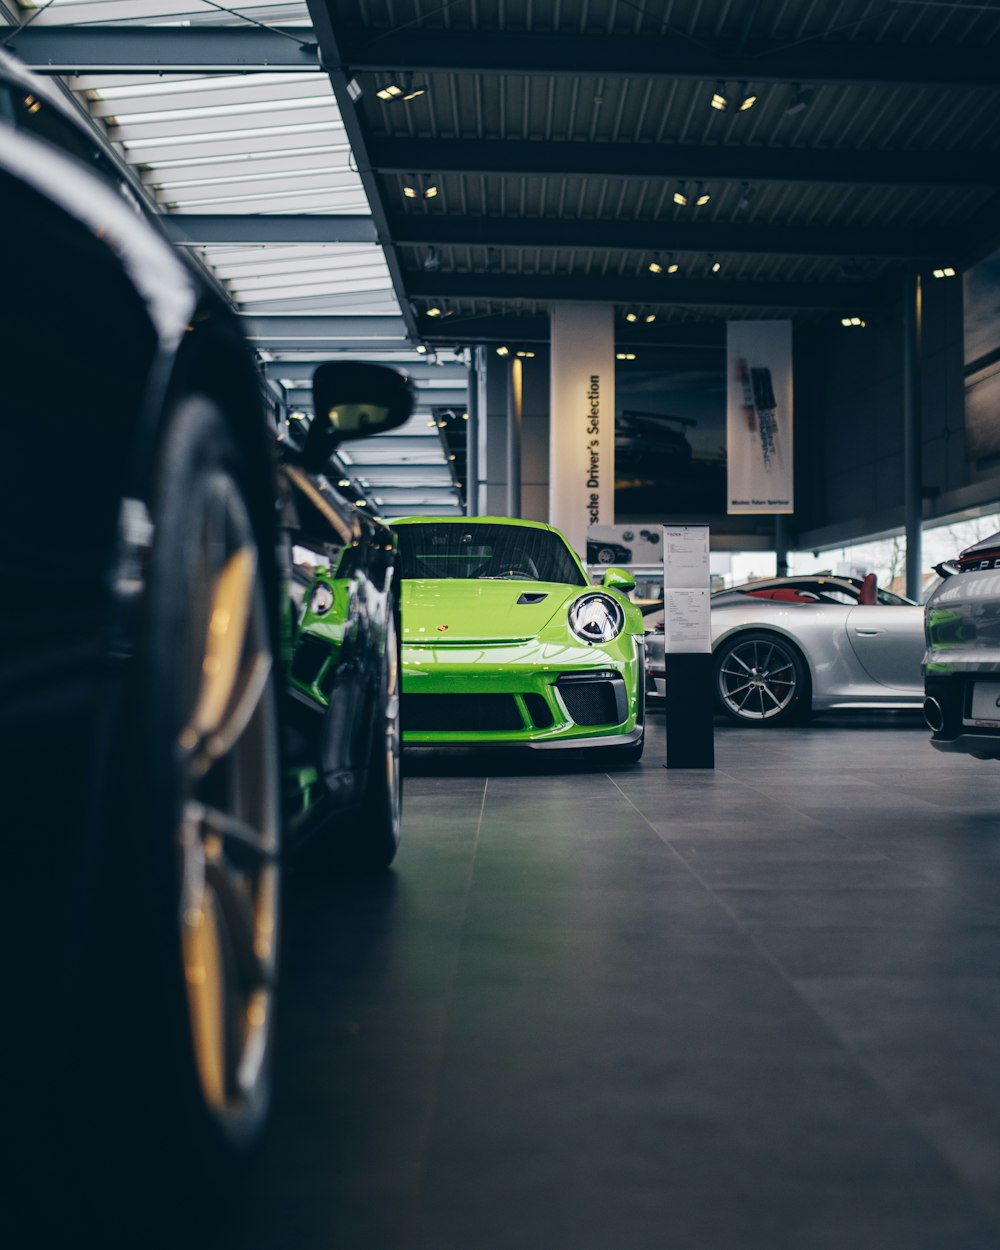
374, 74, 816, 119
838, 265, 958, 327
494, 346, 639, 360
421, 256, 955, 315
649, 255, 722, 274
405, 176, 721, 205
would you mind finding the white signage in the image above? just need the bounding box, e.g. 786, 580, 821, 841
549, 304, 615, 558
663, 524, 711, 654
727, 320, 794, 515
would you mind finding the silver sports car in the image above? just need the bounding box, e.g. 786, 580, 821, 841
924, 532, 1000, 759
645, 574, 925, 726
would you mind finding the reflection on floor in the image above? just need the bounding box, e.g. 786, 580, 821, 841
240, 713, 1000, 1249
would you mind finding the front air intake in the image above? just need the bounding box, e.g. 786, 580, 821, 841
403, 693, 524, 732
556, 673, 628, 726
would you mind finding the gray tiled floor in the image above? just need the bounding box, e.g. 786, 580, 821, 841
235, 713, 1000, 1250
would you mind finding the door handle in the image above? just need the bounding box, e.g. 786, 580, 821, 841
854, 628, 883, 636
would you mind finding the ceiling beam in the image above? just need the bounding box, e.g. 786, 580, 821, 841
305, 0, 420, 341
14, 26, 994, 89
371, 138, 997, 189
8, 26, 321, 73
391, 214, 943, 261
414, 314, 729, 347
161, 212, 942, 259
266, 360, 467, 381
283, 388, 466, 408
341, 28, 1000, 89
165, 215, 377, 246
243, 314, 409, 348
408, 273, 874, 310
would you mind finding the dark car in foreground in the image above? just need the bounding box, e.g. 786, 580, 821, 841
1, 50, 410, 1227
924, 532, 1000, 758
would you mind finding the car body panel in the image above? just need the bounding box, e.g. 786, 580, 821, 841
280, 462, 399, 834
924, 540, 1000, 757
646, 575, 924, 713
394, 517, 644, 748
402, 578, 572, 641
845, 604, 927, 690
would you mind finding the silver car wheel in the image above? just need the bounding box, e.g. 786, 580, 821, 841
717, 635, 800, 723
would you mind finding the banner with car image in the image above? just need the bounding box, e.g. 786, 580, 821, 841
726, 321, 793, 515
586, 524, 661, 568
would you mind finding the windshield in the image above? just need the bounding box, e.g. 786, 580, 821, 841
395, 522, 588, 585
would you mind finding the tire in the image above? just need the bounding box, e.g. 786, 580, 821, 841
345, 599, 403, 872
82, 395, 282, 1224
714, 631, 809, 727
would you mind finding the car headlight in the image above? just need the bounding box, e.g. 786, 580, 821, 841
309, 583, 334, 616
568, 592, 625, 643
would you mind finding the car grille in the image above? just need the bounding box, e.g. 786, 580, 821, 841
403, 693, 524, 732
557, 674, 628, 726
291, 635, 329, 687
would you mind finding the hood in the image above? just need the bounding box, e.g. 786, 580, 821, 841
401, 579, 578, 643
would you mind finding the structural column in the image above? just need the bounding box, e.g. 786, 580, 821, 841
902, 272, 923, 602
467, 346, 485, 516
549, 304, 615, 557
507, 357, 523, 519
774, 514, 789, 577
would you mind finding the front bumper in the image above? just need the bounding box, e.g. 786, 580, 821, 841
401, 636, 643, 746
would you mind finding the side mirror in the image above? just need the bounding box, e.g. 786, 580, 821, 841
934, 560, 960, 580
602, 566, 636, 594
303, 363, 415, 471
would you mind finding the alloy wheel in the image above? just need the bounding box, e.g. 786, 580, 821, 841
175, 471, 279, 1129
717, 637, 798, 721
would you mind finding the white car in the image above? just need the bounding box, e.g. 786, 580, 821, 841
924, 532, 1000, 758
645, 574, 925, 726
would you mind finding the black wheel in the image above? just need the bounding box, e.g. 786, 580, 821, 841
714, 631, 808, 726
596, 546, 616, 564
82, 395, 282, 1222
347, 600, 403, 872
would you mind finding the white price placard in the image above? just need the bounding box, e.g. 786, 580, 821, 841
665, 588, 711, 653
662, 524, 712, 654
662, 525, 710, 590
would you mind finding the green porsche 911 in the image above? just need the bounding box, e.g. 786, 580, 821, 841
393, 517, 645, 762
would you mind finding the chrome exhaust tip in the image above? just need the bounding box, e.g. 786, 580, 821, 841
923, 696, 945, 733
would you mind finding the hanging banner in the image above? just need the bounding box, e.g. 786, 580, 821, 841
727, 321, 793, 514
549, 304, 615, 558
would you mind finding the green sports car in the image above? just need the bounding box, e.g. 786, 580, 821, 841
393, 517, 645, 762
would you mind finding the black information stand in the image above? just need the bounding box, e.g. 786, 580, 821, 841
664, 653, 715, 769
661, 522, 715, 770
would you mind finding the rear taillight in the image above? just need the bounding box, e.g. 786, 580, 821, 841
957, 549, 1000, 573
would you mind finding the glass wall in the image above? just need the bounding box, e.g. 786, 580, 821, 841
788, 511, 1000, 602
